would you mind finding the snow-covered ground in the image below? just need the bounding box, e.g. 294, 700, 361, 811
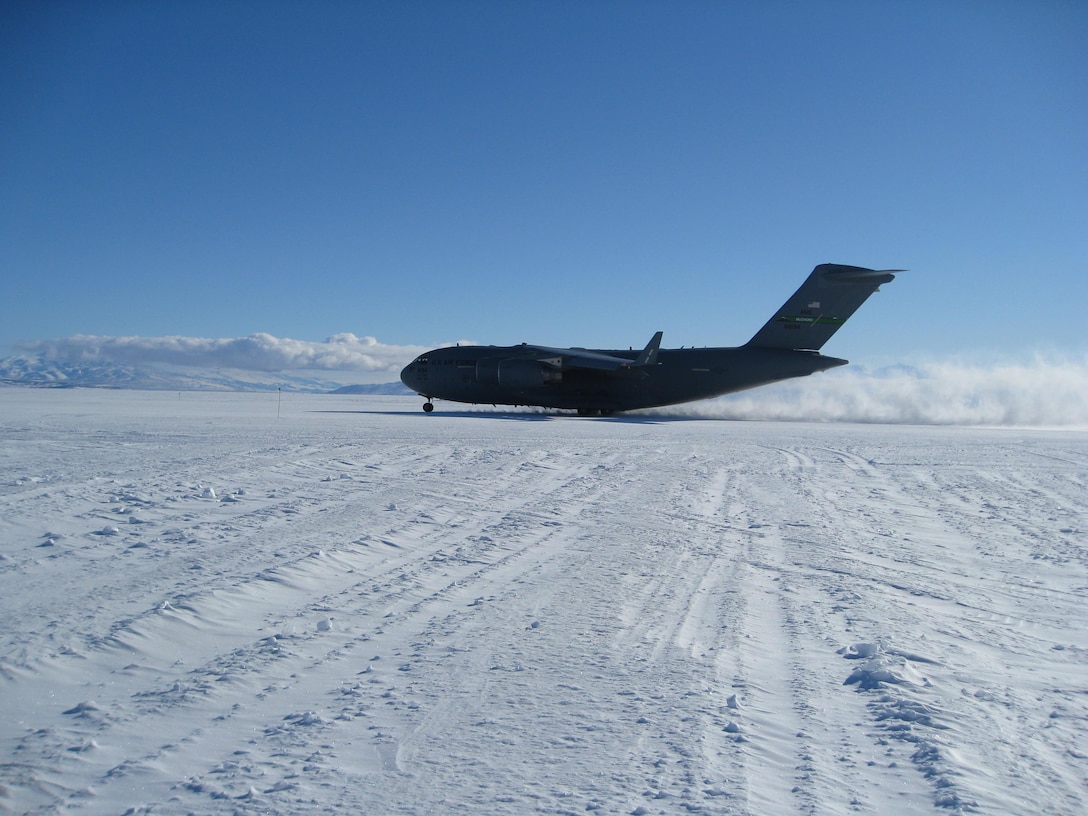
1, 387, 1085, 815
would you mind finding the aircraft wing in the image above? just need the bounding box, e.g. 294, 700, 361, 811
526, 346, 637, 371
527, 332, 663, 372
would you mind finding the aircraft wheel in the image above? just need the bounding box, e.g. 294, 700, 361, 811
423, 402, 434, 413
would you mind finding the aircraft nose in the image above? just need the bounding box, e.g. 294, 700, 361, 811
400, 364, 415, 389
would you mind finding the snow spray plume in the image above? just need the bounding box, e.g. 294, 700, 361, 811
648, 357, 1088, 427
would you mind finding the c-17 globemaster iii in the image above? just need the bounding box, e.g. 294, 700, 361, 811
401, 263, 901, 415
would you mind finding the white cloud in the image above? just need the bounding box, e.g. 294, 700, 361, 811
16, 333, 435, 374
654, 356, 1088, 427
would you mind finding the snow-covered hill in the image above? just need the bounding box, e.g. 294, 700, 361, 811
0, 389, 1085, 815
0, 353, 409, 393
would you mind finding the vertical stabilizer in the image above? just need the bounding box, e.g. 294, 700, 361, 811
745, 264, 901, 351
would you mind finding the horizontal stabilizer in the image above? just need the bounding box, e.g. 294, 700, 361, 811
745, 263, 901, 351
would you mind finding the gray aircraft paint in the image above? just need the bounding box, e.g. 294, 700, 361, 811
401, 264, 900, 414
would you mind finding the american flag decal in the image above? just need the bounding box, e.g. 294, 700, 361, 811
808, 301, 821, 309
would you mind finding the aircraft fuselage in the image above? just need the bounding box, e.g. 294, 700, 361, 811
400, 344, 847, 413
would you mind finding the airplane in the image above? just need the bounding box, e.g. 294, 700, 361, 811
400, 263, 901, 415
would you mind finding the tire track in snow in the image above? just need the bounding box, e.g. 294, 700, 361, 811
769, 440, 1086, 815
747, 446, 942, 815
1, 442, 624, 814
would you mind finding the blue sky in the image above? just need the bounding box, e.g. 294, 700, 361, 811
2, 0, 1085, 375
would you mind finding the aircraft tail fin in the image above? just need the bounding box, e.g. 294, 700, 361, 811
745, 264, 901, 351
634, 331, 663, 366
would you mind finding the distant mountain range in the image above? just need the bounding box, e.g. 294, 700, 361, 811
0, 353, 412, 394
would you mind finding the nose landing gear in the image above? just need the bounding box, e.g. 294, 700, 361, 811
422, 400, 434, 413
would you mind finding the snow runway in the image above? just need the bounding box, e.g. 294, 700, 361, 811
1, 389, 1085, 815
